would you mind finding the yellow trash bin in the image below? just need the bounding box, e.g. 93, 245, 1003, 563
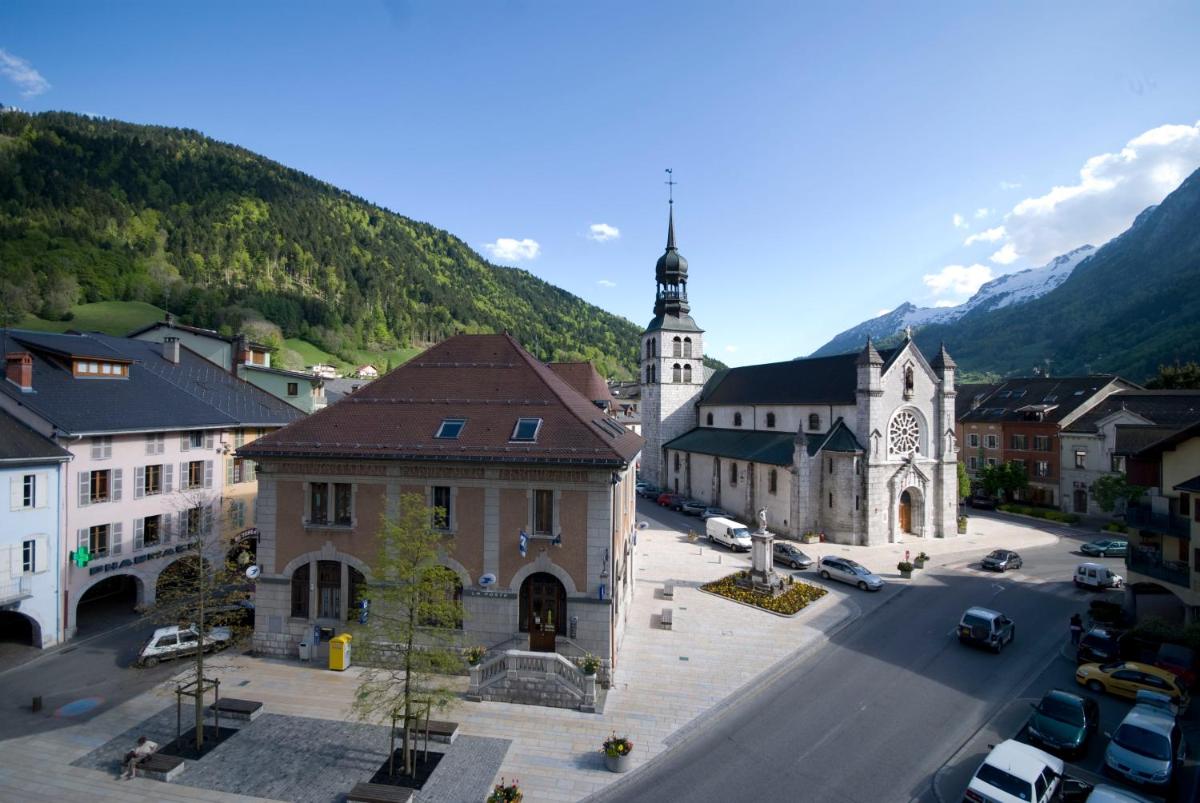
328, 633, 352, 671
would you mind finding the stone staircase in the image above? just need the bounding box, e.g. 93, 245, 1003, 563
467, 649, 598, 713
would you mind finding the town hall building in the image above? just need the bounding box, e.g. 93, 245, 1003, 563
640, 206, 960, 544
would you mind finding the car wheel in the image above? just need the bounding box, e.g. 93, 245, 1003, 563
820, 570, 831, 580
857, 581, 868, 591
1087, 680, 1104, 693
144, 656, 158, 668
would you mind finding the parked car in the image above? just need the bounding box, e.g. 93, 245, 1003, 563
772, 542, 813, 570
958, 606, 1016, 653
1077, 627, 1125, 666
1080, 785, 1156, 803
1151, 642, 1197, 691
968, 494, 998, 510
964, 739, 1063, 803
680, 499, 707, 516
138, 624, 232, 667
637, 484, 661, 499
1074, 562, 1124, 590
656, 492, 683, 508
700, 507, 733, 521
1023, 689, 1099, 759
706, 516, 752, 551
818, 557, 883, 591
1075, 661, 1190, 711
1103, 702, 1186, 791
1081, 539, 1128, 558
1133, 689, 1179, 718
981, 549, 1023, 572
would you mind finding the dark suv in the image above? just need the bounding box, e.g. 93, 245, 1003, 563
1077, 627, 1124, 665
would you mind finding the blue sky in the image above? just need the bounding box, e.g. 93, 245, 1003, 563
3, 1, 1200, 366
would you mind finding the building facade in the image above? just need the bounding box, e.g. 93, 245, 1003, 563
242, 334, 643, 668
0, 410, 70, 648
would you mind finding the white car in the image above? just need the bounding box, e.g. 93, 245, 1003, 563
817, 556, 883, 591
138, 624, 232, 667
965, 739, 1063, 803
1103, 702, 1185, 790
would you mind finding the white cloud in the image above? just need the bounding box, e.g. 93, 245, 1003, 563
724, 345, 738, 354
0, 48, 50, 97
923, 263, 994, 298
952, 213, 967, 229
596, 279, 616, 287
587, 223, 620, 242
990, 243, 1019, 265
1003, 120, 1200, 263
933, 300, 959, 308
964, 225, 1007, 246
975, 208, 990, 219
999, 180, 1022, 190
482, 237, 540, 262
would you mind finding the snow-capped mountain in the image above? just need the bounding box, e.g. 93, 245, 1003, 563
810, 245, 1096, 357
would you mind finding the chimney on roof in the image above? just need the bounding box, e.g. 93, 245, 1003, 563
5, 351, 33, 392
163, 336, 180, 364
165, 312, 177, 326
234, 335, 251, 371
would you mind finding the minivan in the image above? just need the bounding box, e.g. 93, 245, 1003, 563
706, 516, 752, 551
1075, 562, 1124, 590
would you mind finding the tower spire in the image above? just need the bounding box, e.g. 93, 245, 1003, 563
666, 204, 676, 250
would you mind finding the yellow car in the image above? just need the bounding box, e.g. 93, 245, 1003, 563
1075, 661, 1189, 710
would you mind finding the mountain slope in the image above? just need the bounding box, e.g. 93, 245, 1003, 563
0, 110, 647, 377
812, 245, 1096, 357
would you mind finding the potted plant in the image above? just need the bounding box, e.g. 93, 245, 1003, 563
487, 777, 522, 802
801, 530, 819, 544
463, 645, 487, 666
913, 552, 929, 569
897, 560, 913, 579
957, 515, 968, 534
578, 653, 601, 676
602, 733, 634, 773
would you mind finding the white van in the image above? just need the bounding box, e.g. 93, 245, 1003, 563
1075, 562, 1124, 590
706, 517, 752, 551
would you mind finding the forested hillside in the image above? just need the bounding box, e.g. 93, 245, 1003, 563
0, 110, 656, 378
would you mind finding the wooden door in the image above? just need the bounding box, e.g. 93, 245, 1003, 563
899, 492, 912, 533
527, 577, 561, 653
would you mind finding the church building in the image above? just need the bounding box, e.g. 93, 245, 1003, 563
640, 206, 960, 544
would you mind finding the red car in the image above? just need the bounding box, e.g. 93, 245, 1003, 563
656, 493, 683, 508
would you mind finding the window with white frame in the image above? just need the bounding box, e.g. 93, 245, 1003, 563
967, 433, 980, 448
90, 436, 112, 460
185, 460, 209, 490
22, 539, 35, 573
985, 434, 998, 449
307, 481, 353, 526
1034, 435, 1051, 451
968, 456, 978, 470
88, 523, 111, 558
1035, 460, 1050, 478
79, 468, 121, 506
510, 418, 542, 442
1074, 450, 1087, 469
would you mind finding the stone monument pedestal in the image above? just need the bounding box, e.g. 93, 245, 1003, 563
749, 528, 783, 593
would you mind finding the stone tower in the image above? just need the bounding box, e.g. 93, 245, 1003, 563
639, 205, 704, 487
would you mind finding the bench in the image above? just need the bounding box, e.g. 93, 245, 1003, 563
206, 697, 263, 722
661, 607, 673, 629
425, 719, 459, 744
347, 781, 415, 803
137, 753, 185, 782
663, 582, 674, 599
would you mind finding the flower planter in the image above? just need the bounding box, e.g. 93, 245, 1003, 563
899, 569, 912, 579
913, 559, 925, 570
605, 752, 632, 773
801, 535, 819, 544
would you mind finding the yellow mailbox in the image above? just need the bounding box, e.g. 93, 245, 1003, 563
328, 633, 352, 670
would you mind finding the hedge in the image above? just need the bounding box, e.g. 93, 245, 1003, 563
997, 503, 1080, 525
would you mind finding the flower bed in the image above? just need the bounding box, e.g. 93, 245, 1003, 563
700, 571, 827, 615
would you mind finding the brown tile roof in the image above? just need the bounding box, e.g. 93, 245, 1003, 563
548, 362, 614, 408
240, 334, 644, 466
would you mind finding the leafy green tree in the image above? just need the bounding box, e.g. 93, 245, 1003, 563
979, 461, 1028, 502
957, 461, 971, 501
351, 493, 465, 778
1090, 473, 1145, 513
1145, 360, 1200, 389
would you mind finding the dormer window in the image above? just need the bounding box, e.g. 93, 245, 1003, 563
74, 359, 128, 378
510, 417, 542, 442
436, 418, 466, 439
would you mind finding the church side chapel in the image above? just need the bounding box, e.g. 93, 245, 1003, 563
640, 200, 959, 545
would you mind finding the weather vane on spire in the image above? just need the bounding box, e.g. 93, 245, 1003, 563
664, 168, 676, 205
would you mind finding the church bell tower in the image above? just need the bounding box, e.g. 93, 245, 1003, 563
639, 191, 704, 487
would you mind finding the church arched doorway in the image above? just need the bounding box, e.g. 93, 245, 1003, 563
520, 572, 566, 652
899, 491, 912, 533
899, 487, 924, 536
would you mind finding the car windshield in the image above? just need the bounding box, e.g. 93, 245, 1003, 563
987, 550, 1006, 559
962, 614, 992, 630
1039, 697, 1084, 726
732, 528, 750, 539
975, 764, 1032, 800
1113, 724, 1171, 761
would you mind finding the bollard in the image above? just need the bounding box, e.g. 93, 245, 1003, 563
31, 696, 42, 713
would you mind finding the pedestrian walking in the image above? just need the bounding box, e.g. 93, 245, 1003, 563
1069, 613, 1083, 646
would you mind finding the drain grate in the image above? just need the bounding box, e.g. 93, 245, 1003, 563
679, 656, 689, 661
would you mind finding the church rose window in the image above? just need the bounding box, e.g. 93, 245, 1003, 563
889, 410, 921, 455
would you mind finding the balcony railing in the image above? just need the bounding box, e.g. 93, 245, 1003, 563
0, 574, 33, 605
1126, 550, 1192, 588
1125, 505, 1191, 538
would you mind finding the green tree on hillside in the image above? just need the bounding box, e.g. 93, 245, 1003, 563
1145, 360, 1200, 389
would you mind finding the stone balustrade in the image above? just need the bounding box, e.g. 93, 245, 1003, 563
467, 649, 597, 712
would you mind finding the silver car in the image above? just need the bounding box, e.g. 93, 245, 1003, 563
1103, 703, 1185, 790
818, 556, 883, 591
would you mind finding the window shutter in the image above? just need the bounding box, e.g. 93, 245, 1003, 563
90, 439, 101, 460
134, 518, 144, 550
111, 522, 123, 555
35, 473, 48, 509
178, 510, 187, 539
105, 438, 112, 459
34, 535, 48, 573
161, 514, 173, 544
163, 463, 174, 493
77, 528, 87, 550
9, 477, 20, 511
203, 504, 214, 536
6, 546, 17, 579
78, 472, 90, 507
111, 469, 123, 502
246, 460, 256, 482
135, 466, 145, 499
226, 458, 235, 486
204, 460, 214, 489
181, 433, 190, 452
205, 432, 215, 450
145, 434, 154, 456
180, 462, 188, 489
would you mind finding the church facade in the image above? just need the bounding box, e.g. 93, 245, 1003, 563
639, 208, 960, 545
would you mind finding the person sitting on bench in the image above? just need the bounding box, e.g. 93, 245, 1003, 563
121, 735, 159, 780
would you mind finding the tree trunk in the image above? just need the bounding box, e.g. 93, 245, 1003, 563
195, 551, 206, 752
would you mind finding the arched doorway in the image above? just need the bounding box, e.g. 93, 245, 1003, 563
75, 574, 142, 636
898, 487, 924, 537
0, 611, 40, 648
899, 490, 913, 534
520, 572, 566, 652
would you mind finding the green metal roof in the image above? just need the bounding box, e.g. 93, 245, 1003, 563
663, 428, 795, 466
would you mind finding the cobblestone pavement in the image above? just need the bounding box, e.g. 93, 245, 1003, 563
0, 510, 1062, 802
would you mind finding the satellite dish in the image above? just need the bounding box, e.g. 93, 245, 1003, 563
479, 573, 497, 587
245, 565, 261, 580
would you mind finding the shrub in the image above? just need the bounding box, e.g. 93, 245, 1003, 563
1104, 522, 1128, 534
602, 733, 634, 758
578, 654, 602, 675
997, 503, 1080, 525
897, 561, 914, 572
463, 645, 487, 666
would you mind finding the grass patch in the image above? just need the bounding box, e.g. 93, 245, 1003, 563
279, 339, 423, 374
701, 571, 827, 615
997, 503, 1080, 525
18, 301, 165, 336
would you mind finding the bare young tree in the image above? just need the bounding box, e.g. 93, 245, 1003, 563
351, 492, 466, 778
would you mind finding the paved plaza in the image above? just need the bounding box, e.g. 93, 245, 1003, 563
0, 510, 1060, 802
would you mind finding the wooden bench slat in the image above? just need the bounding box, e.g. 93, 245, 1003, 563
347, 781, 415, 803
208, 698, 263, 714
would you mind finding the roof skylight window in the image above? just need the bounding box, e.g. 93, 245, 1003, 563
510, 417, 542, 442
436, 418, 467, 439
